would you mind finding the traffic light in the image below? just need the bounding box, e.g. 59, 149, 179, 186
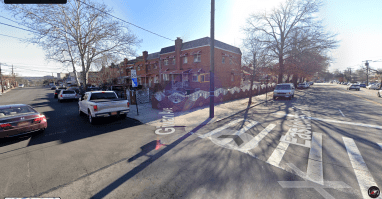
365, 62, 369, 67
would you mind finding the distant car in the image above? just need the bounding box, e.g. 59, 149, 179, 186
367, 84, 380, 90
309, 82, 314, 85
347, 83, 360, 91
67, 87, 81, 99
18, 84, 24, 88
58, 90, 78, 102
51, 86, 57, 90
297, 83, 309, 89
359, 84, 366, 88
0, 104, 47, 139
273, 83, 295, 100
54, 88, 67, 98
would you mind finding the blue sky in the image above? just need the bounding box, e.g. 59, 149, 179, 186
1, 0, 382, 77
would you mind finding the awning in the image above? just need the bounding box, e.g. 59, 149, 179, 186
169, 55, 175, 59
183, 69, 192, 73
169, 70, 184, 74
192, 50, 202, 55
162, 70, 174, 74
180, 53, 188, 57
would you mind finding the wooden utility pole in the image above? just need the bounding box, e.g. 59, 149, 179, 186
209, 0, 215, 118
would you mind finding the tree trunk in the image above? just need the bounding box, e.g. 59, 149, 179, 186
292, 74, 298, 88
278, 55, 284, 84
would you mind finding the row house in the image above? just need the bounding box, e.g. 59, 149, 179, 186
128, 37, 242, 92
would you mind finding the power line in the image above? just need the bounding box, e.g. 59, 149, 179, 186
0, 21, 40, 34
78, 0, 173, 41
0, 33, 23, 40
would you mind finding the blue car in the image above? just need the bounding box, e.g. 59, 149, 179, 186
360, 84, 366, 88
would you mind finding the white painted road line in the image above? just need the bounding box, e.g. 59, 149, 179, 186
240, 123, 276, 151
307, 132, 323, 185
272, 113, 382, 129
266, 128, 292, 167
199, 118, 244, 138
218, 120, 259, 146
343, 137, 381, 199
339, 109, 345, 117
378, 143, 382, 149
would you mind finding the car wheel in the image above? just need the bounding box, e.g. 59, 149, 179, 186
88, 110, 95, 124
378, 92, 381, 97
120, 114, 127, 119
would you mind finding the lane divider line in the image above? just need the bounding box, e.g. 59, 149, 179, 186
266, 128, 292, 167
339, 109, 345, 117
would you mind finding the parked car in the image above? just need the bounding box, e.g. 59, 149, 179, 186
377, 89, 382, 98
367, 83, 380, 90
347, 83, 360, 91
78, 91, 130, 124
51, 86, 57, 90
109, 85, 127, 98
58, 90, 78, 102
67, 87, 81, 99
308, 82, 314, 85
297, 82, 309, 89
273, 83, 295, 100
0, 104, 47, 138
54, 88, 67, 98
359, 84, 366, 88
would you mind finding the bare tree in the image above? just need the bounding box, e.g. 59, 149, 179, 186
243, 0, 337, 83
2, 0, 141, 87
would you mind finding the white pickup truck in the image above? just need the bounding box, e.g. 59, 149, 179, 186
78, 91, 130, 124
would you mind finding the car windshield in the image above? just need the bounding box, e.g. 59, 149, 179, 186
111, 86, 123, 91
89, 93, 117, 100
0, 106, 37, 117
62, 91, 75, 94
275, 85, 291, 90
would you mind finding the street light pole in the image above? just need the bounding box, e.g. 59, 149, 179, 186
209, 0, 215, 118
0, 63, 3, 93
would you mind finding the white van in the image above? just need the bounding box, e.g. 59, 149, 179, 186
273, 83, 295, 100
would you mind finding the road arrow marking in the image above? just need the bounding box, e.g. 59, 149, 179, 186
199, 118, 244, 139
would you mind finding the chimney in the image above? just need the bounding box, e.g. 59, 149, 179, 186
175, 37, 182, 70
143, 51, 148, 62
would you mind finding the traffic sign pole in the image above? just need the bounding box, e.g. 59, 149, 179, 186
131, 70, 139, 115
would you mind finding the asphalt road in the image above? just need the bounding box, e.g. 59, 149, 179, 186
1, 84, 382, 199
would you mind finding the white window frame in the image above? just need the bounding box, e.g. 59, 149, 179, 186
229, 58, 233, 64
164, 59, 169, 66
172, 59, 175, 65
183, 57, 188, 64
194, 54, 201, 63
231, 74, 234, 81
154, 64, 157, 69
222, 57, 225, 64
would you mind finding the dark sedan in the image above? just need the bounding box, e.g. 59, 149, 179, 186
0, 104, 47, 138
360, 84, 366, 88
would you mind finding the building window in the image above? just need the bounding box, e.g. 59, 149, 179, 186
192, 74, 198, 82
183, 57, 188, 64
194, 54, 201, 63
163, 74, 169, 81
154, 64, 157, 69
147, 65, 150, 70
154, 76, 158, 83
231, 74, 234, 81
164, 59, 169, 65
222, 57, 225, 64
198, 73, 210, 83
172, 59, 175, 65
229, 58, 233, 64
138, 66, 141, 71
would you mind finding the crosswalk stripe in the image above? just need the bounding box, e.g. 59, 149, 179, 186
217, 120, 259, 146
307, 132, 323, 185
378, 143, 382, 149
343, 137, 381, 199
266, 128, 292, 167
199, 118, 244, 138
240, 123, 276, 151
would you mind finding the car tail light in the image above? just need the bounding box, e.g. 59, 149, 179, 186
60, 95, 63, 97
55, 93, 57, 94
0, 123, 11, 128
93, 105, 98, 112
34, 115, 47, 123
127, 102, 130, 108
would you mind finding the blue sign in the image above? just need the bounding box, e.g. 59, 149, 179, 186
131, 70, 137, 88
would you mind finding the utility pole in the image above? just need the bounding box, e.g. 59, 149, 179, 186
364, 60, 372, 86
209, 0, 215, 118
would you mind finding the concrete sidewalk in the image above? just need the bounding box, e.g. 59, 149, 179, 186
128, 91, 274, 143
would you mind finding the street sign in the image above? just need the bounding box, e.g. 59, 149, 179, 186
131, 69, 137, 88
